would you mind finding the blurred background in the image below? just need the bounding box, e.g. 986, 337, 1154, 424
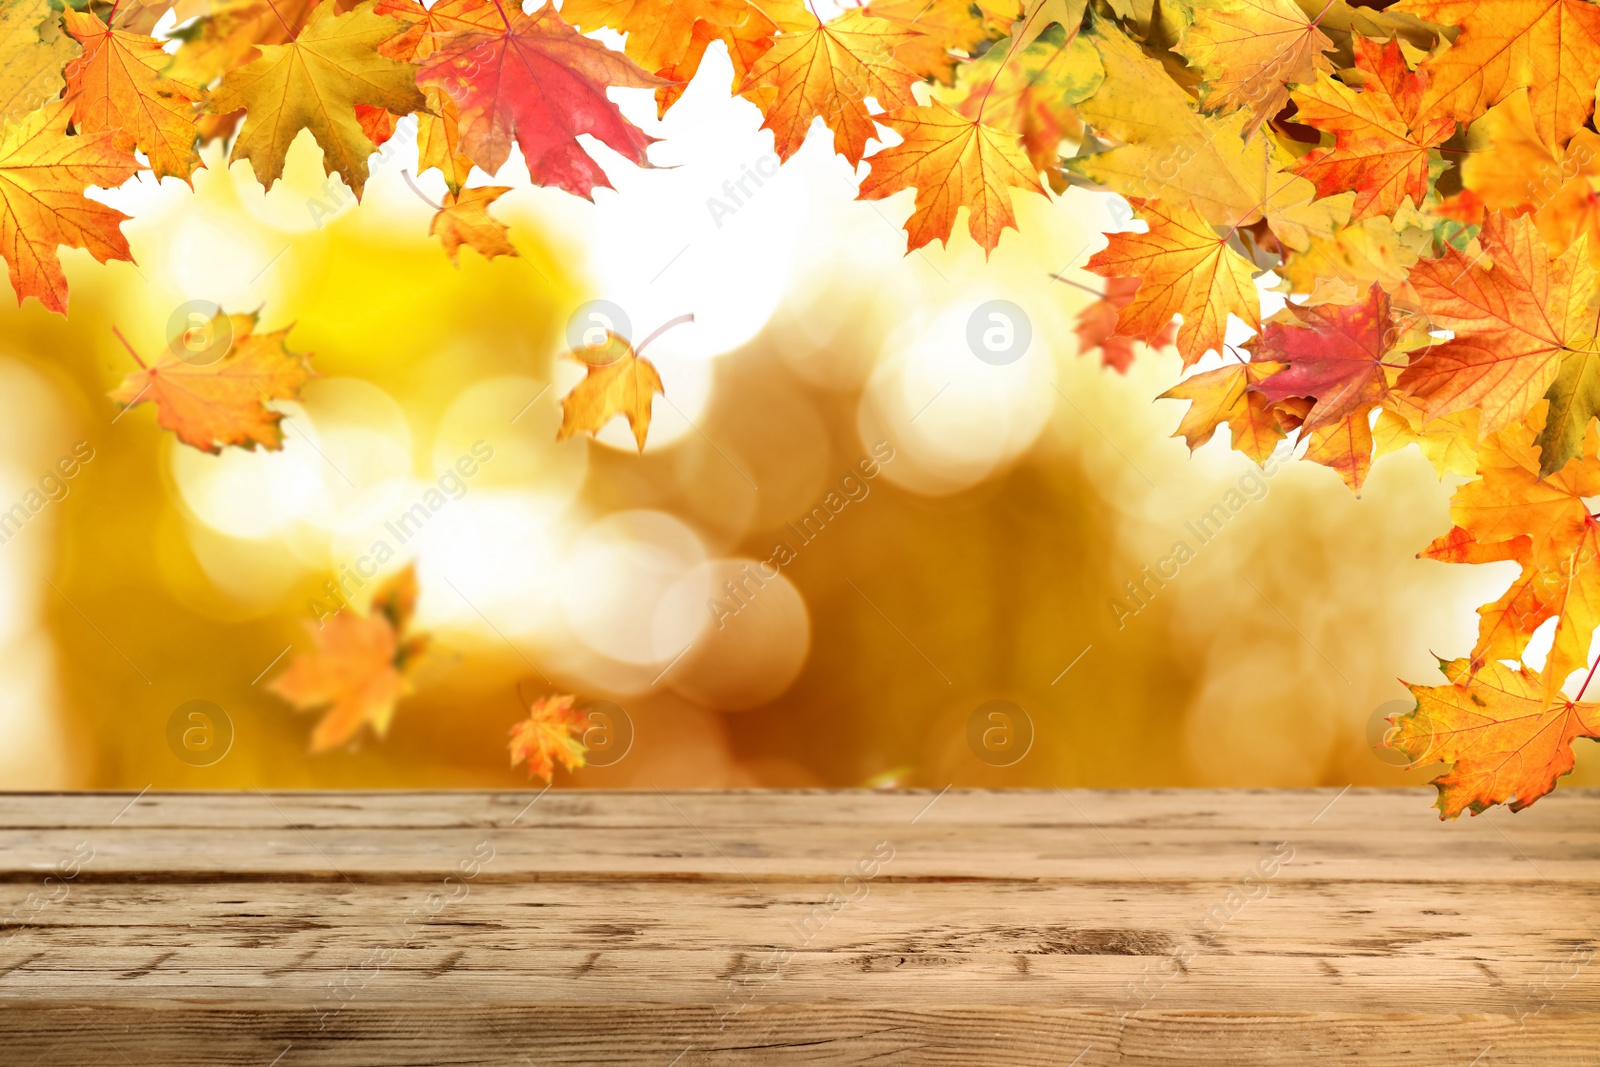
0, 38, 1586, 792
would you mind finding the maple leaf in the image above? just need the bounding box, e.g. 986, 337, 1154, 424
557, 331, 666, 451
1174, 0, 1336, 131
1275, 214, 1425, 304
864, 0, 993, 83
1397, 211, 1600, 457
508, 692, 588, 782
1159, 359, 1289, 463
1071, 18, 1347, 251
1288, 36, 1456, 221
0, 0, 78, 130
61, 8, 205, 183
1372, 397, 1479, 478
936, 23, 1102, 176
358, 0, 501, 194
431, 186, 518, 264
564, 0, 810, 115
1083, 197, 1261, 366
107, 310, 315, 454
165, 0, 329, 88
858, 100, 1043, 256
1252, 283, 1401, 431
1303, 406, 1374, 491
207, 0, 426, 198
739, 9, 920, 167
1461, 89, 1600, 269
1073, 276, 1179, 373
271, 565, 429, 753
1421, 409, 1600, 703
1393, 657, 1600, 817
417, 2, 666, 200
1393, 0, 1600, 149
0, 99, 137, 316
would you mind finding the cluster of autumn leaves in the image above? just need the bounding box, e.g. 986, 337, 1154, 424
9, 0, 1600, 807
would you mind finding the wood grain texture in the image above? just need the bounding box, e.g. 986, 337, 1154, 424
0, 788, 1596, 1065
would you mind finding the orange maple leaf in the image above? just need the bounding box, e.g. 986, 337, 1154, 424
417, 2, 667, 200
508, 692, 589, 782
107, 310, 315, 454
739, 9, 920, 166
1393, 657, 1600, 817
1083, 197, 1261, 367
1072, 276, 1178, 373
271, 565, 430, 753
1393, 0, 1600, 149
858, 101, 1043, 256
0, 99, 137, 315
1288, 35, 1456, 220
862, 0, 990, 84
431, 186, 518, 264
1158, 358, 1289, 464
557, 330, 666, 451
1420, 409, 1600, 704
61, 8, 205, 183
563, 0, 811, 116
1397, 212, 1600, 439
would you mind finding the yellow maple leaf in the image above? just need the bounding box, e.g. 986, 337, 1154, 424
431, 186, 518, 265
0, 0, 77, 129
1072, 17, 1349, 249
1159, 359, 1289, 463
557, 331, 667, 451
1174, 0, 1336, 130
206, 0, 426, 198
61, 8, 205, 183
740, 9, 921, 166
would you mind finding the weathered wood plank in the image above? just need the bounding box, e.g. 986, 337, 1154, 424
1, 789, 1596, 1065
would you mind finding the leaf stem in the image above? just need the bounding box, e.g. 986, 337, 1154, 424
111, 326, 147, 370
1576, 654, 1600, 702
635, 313, 695, 356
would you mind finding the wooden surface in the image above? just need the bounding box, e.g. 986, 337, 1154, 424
0, 789, 1596, 1065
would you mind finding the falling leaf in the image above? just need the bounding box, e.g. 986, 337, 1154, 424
1288, 35, 1456, 221
1073, 276, 1178, 373
509, 692, 588, 782
271, 565, 430, 753
858, 100, 1042, 256
557, 331, 665, 451
107, 310, 315, 453
739, 9, 921, 166
431, 185, 518, 264
864, 0, 993, 84
61, 8, 205, 183
417, 1, 666, 200
1083, 196, 1261, 366
206, 0, 426, 198
0, 99, 137, 315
